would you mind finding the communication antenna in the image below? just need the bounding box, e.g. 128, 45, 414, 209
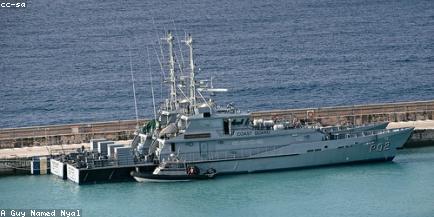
152, 17, 166, 79
146, 46, 157, 120
172, 19, 186, 72
182, 34, 197, 114
128, 43, 139, 127
150, 17, 167, 104
162, 31, 177, 111
152, 45, 165, 101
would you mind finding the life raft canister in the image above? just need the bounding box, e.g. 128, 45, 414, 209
186, 166, 200, 175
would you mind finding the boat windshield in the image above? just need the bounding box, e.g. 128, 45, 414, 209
164, 162, 185, 169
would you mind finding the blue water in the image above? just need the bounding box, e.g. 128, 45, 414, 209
1, 1, 434, 215
1, 0, 433, 128
1, 148, 434, 217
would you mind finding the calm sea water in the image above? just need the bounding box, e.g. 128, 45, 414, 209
1, 0, 434, 216
0, 147, 433, 217
1, 0, 433, 128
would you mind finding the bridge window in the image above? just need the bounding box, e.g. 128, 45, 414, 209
245, 118, 250, 125
231, 118, 244, 125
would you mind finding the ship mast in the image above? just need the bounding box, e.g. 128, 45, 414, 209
163, 31, 177, 111
183, 34, 196, 114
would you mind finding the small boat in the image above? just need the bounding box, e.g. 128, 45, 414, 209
131, 154, 216, 182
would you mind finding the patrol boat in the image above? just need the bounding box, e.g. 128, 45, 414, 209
131, 153, 216, 182
131, 32, 413, 181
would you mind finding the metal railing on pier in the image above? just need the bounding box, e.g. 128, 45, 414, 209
0, 119, 146, 140
0, 158, 31, 171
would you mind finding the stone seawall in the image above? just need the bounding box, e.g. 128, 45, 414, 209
1, 100, 433, 149
252, 100, 434, 126
0, 120, 146, 149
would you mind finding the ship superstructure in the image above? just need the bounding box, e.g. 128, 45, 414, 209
130, 32, 413, 181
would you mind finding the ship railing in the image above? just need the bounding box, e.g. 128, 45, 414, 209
321, 122, 383, 133
161, 144, 288, 162
330, 128, 408, 140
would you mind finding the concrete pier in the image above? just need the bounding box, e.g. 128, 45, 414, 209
386, 120, 434, 148
1, 100, 433, 176
0, 140, 132, 176
0, 140, 131, 159
0, 100, 433, 150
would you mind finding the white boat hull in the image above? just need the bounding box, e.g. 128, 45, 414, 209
133, 176, 191, 183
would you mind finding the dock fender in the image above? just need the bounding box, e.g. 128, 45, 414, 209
206, 168, 216, 174
205, 168, 217, 177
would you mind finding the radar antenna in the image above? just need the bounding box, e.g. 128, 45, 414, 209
183, 34, 197, 114
162, 31, 177, 111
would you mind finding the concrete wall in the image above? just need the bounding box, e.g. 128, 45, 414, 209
406, 129, 434, 147
1, 100, 433, 149
252, 100, 434, 126
0, 120, 146, 149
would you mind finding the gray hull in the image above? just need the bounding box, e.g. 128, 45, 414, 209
187, 128, 412, 174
